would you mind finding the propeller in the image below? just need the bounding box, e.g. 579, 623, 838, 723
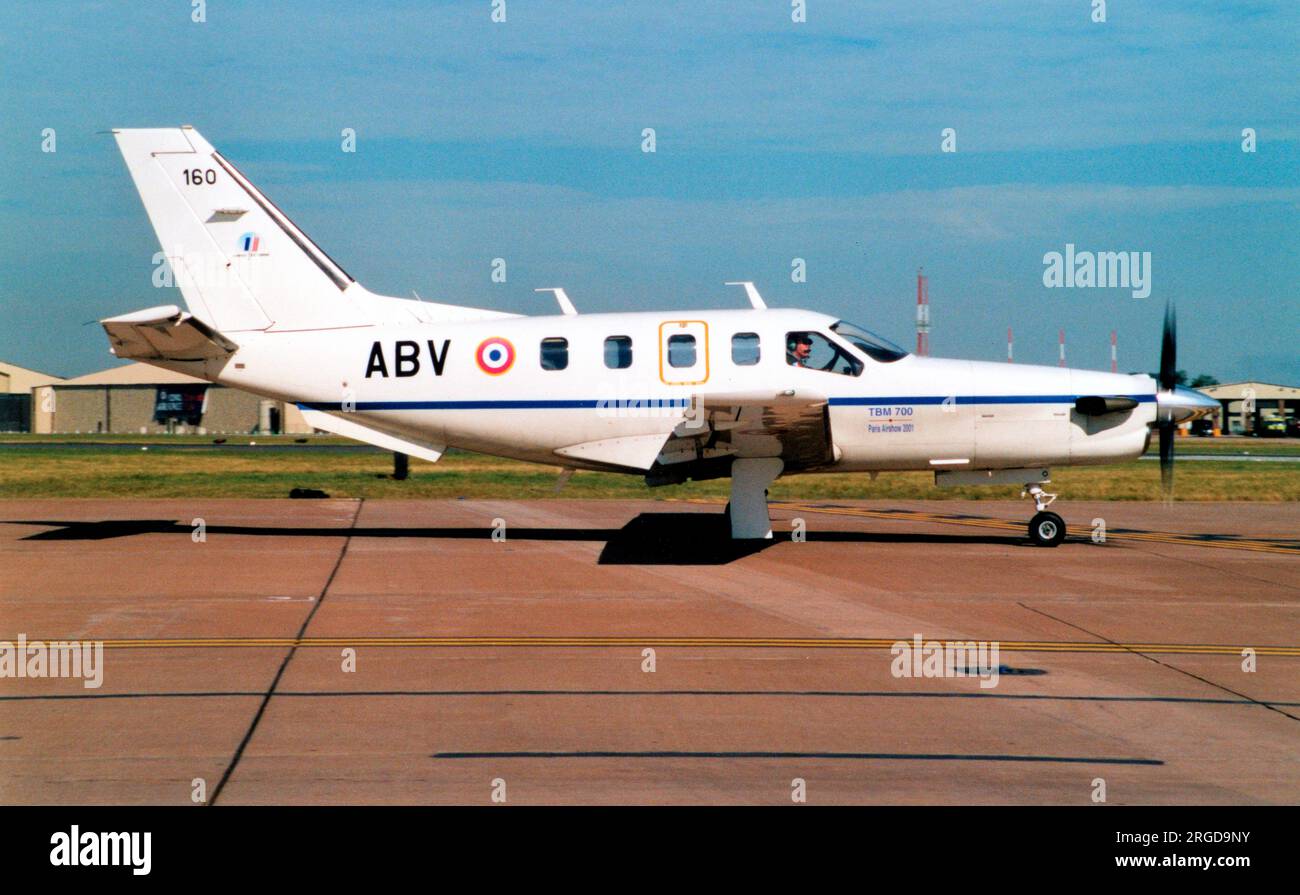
1150, 303, 1218, 500
1158, 301, 1177, 497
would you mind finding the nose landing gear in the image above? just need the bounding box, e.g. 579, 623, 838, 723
1023, 483, 1066, 547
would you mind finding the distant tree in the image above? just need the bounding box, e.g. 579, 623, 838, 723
1190, 374, 1220, 388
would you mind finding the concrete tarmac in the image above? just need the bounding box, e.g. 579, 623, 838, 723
1, 497, 1297, 804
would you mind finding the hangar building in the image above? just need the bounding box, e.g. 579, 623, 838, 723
30, 362, 312, 435
1197, 381, 1298, 435
0, 360, 65, 432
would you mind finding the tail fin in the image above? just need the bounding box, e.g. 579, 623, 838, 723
114, 126, 517, 333
113, 126, 376, 331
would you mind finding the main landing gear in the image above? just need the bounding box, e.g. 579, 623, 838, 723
1023, 483, 1066, 547
727, 458, 785, 539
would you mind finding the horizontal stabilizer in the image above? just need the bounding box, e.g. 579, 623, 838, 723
298, 408, 445, 464
102, 304, 239, 361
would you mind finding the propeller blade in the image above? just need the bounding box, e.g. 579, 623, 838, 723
1157, 300, 1178, 500
1159, 300, 1177, 392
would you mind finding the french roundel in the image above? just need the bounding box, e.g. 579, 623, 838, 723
475, 337, 515, 375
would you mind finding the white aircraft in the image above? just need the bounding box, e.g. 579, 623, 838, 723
101, 127, 1217, 546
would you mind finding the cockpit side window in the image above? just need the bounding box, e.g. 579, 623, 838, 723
785, 331, 862, 376
829, 321, 908, 363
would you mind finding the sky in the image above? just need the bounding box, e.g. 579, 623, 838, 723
0, 0, 1296, 382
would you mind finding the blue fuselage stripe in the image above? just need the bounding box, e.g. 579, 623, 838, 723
299, 398, 689, 411
828, 394, 1156, 407
298, 394, 1155, 412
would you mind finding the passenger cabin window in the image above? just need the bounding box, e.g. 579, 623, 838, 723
731, 332, 760, 365
604, 335, 633, 369
667, 334, 697, 368
540, 337, 568, 371
785, 331, 862, 376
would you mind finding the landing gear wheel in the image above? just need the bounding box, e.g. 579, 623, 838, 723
1028, 511, 1066, 547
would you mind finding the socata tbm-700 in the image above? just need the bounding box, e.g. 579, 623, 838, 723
101, 127, 1215, 545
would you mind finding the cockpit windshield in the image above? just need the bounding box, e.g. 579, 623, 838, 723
830, 320, 909, 363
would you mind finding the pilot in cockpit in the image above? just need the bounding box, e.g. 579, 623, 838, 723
786, 333, 813, 367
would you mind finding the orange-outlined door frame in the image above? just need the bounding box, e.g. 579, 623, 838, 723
658, 320, 710, 386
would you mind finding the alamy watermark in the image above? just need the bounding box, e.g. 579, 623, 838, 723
1, 635, 104, 688
891, 634, 1000, 689
50, 826, 150, 875
596, 397, 691, 420
1043, 243, 1151, 298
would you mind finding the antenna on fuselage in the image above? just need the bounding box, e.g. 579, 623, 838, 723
724, 281, 767, 309
535, 287, 578, 316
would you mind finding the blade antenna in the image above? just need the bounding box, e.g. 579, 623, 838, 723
536, 288, 577, 316
724, 281, 767, 309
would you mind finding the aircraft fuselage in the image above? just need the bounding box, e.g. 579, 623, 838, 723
191, 306, 1156, 476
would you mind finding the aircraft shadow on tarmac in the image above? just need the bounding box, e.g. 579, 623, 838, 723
10, 513, 1025, 565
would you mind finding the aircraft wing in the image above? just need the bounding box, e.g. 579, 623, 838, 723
299, 408, 446, 464
656, 388, 834, 473
552, 388, 834, 475
554, 431, 679, 471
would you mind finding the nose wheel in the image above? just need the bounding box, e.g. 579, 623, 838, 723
1028, 511, 1066, 547
1022, 482, 1066, 547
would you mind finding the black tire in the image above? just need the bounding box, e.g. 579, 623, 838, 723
1028, 511, 1066, 547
